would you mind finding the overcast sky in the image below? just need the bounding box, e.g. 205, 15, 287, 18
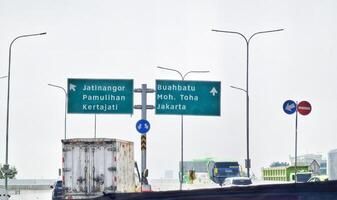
1, 0, 337, 180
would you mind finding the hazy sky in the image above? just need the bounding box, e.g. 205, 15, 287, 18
1, 0, 337, 179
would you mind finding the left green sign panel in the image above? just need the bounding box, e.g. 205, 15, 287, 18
67, 79, 134, 114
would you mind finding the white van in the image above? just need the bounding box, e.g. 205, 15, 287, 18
0, 188, 10, 200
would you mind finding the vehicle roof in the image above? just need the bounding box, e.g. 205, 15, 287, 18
311, 175, 329, 180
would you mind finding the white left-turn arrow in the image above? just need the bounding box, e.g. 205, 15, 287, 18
69, 84, 77, 92
286, 103, 296, 112
210, 87, 218, 96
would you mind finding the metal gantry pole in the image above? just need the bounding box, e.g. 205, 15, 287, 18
157, 66, 209, 190
212, 28, 283, 178
5, 32, 46, 190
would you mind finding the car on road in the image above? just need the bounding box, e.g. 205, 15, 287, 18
307, 175, 329, 182
0, 188, 10, 200
223, 177, 252, 187
51, 180, 63, 200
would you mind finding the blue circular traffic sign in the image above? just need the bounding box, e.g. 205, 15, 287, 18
136, 119, 150, 134
283, 100, 297, 115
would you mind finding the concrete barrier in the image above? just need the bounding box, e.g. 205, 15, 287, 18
95, 180, 337, 200
0, 179, 55, 190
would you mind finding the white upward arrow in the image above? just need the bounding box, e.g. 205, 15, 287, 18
69, 84, 77, 92
210, 87, 218, 96
286, 103, 296, 111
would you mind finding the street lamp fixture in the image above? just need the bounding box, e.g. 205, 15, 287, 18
213, 28, 283, 178
157, 66, 210, 190
5, 32, 46, 190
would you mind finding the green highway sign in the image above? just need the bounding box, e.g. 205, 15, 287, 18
67, 79, 133, 114
155, 80, 221, 116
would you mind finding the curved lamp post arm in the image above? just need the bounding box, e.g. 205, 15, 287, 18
157, 66, 184, 80
0, 75, 8, 79
9, 33, 47, 66
157, 66, 210, 80
230, 85, 247, 93
248, 29, 284, 43
9, 33, 47, 50
183, 70, 210, 80
48, 83, 67, 95
212, 29, 248, 44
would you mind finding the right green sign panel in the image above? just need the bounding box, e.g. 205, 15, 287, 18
155, 80, 221, 116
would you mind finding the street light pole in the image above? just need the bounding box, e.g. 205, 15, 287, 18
48, 84, 67, 140
157, 66, 209, 190
5, 32, 46, 190
212, 28, 283, 178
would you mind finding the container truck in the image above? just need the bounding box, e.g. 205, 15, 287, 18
62, 138, 135, 199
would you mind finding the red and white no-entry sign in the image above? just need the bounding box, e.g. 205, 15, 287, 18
297, 101, 312, 115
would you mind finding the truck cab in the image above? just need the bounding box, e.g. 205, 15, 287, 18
290, 172, 313, 183
208, 161, 240, 186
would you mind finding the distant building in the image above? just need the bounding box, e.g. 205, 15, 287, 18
289, 154, 327, 175
262, 166, 309, 182
328, 149, 337, 180
180, 160, 208, 173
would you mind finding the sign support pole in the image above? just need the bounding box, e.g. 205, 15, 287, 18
134, 84, 155, 190
283, 100, 311, 183
295, 102, 298, 183
141, 84, 147, 184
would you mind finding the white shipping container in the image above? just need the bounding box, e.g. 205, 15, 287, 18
62, 138, 135, 199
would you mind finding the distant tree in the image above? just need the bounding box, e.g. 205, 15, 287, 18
270, 162, 289, 167
7, 167, 18, 179
0, 164, 18, 179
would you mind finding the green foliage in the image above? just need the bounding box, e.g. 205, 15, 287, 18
0, 164, 18, 179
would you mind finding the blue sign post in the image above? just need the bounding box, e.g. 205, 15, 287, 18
136, 119, 150, 134
283, 100, 297, 115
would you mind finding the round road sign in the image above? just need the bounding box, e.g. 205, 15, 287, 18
297, 101, 312, 115
283, 100, 297, 115
136, 119, 150, 134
